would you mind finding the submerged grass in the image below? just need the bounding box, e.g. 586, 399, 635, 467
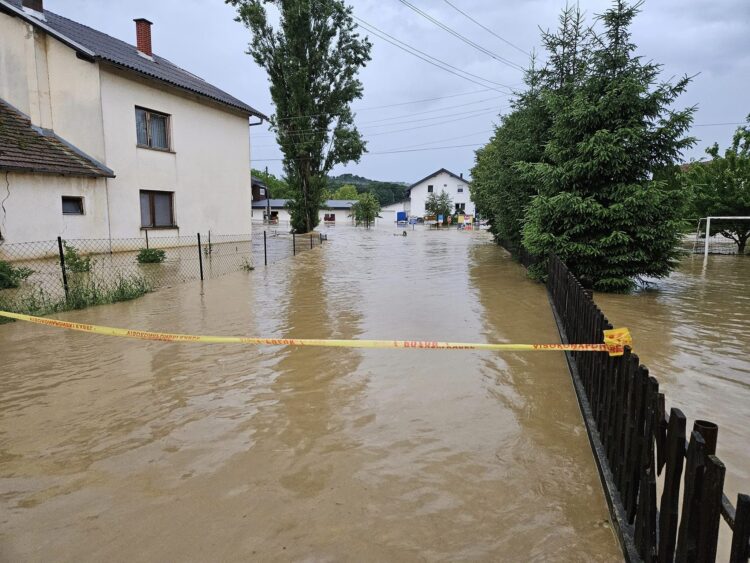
0, 273, 152, 323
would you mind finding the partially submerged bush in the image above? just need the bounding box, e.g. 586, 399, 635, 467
63, 242, 92, 273
137, 248, 166, 264
0, 260, 33, 289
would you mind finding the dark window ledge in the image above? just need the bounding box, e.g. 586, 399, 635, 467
136, 144, 176, 154
141, 226, 179, 230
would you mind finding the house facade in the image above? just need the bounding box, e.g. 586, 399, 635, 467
0, 0, 265, 246
251, 199, 359, 226
381, 168, 474, 221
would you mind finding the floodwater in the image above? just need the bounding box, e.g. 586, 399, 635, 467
595, 255, 750, 552
0, 227, 619, 561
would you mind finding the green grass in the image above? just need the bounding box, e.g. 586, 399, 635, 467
0, 274, 152, 323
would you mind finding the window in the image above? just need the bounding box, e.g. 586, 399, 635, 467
135, 107, 170, 150
427, 185, 433, 193
457, 187, 464, 193
62, 196, 84, 215
140, 190, 175, 228
455, 203, 466, 212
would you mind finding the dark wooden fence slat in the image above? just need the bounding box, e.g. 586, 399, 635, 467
545, 253, 746, 563
730, 494, 750, 563
676, 431, 708, 561
696, 455, 726, 562
658, 408, 687, 563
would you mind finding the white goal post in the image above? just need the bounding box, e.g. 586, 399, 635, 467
701, 216, 750, 258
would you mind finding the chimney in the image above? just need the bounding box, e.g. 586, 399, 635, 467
460, 172, 463, 179
134, 18, 153, 57
22, 0, 44, 18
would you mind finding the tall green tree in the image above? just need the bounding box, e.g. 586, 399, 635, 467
333, 184, 359, 200
350, 192, 380, 228
229, 0, 371, 233
685, 118, 750, 253
522, 0, 695, 291
471, 6, 586, 251
252, 168, 293, 198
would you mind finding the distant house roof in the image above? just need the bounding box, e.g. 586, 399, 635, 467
408, 168, 470, 190
0, 98, 114, 177
0, 0, 266, 119
251, 199, 358, 210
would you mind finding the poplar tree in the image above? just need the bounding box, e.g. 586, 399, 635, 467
229, 0, 371, 233
522, 0, 695, 291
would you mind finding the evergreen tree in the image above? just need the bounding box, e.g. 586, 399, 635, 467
229, 0, 371, 233
471, 6, 585, 252
522, 0, 695, 291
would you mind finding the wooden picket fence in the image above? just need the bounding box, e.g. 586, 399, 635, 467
546, 254, 750, 563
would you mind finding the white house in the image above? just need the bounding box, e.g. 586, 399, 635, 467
0, 0, 265, 247
382, 168, 474, 221
251, 199, 359, 226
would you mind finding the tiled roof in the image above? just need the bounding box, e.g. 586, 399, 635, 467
0, 0, 266, 119
0, 98, 114, 177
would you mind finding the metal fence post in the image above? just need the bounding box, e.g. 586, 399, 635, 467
293, 233, 296, 256
310, 233, 313, 249
263, 230, 267, 266
208, 230, 211, 254
57, 236, 69, 299
197, 233, 204, 280
145, 229, 149, 249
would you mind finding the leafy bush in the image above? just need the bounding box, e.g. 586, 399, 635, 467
0, 260, 34, 289
63, 242, 92, 273
136, 248, 166, 264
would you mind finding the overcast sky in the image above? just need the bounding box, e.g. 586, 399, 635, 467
45, 0, 750, 183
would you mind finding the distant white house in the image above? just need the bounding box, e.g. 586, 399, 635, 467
0, 0, 265, 247
251, 199, 360, 226
381, 168, 474, 222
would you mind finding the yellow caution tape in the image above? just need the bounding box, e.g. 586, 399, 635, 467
0, 311, 631, 356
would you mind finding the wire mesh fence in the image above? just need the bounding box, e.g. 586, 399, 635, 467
0, 230, 325, 317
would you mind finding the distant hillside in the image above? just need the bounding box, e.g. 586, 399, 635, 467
327, 174, 409, 206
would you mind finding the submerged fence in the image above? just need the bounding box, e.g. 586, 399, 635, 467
547, 254, 750, 562
0, 230, 323, 316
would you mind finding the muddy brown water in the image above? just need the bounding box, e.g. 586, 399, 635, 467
0, 227, 619, 561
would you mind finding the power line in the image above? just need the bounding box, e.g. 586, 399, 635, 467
354, 16, 515, 93
397, 0, 525, 72
255, 96, 503, 139
441, 0, 531, 58
272, 88, 497, 124
254, 104, 502, 140
252, 142, 484, 162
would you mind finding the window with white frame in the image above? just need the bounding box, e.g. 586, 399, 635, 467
427, 185, 433, 193
135, 107, 170, 150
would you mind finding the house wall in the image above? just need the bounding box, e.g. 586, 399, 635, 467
0, 173, 110, 246
408, 171, 474, 218
1, 12, 253, 244
0, 12, 106, 161
97, 68, 252, 239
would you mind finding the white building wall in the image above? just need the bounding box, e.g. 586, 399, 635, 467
0, 173, 110, 246
408, 171, 474, 218
0, 12, 254, 244
97, 68, 253, 239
